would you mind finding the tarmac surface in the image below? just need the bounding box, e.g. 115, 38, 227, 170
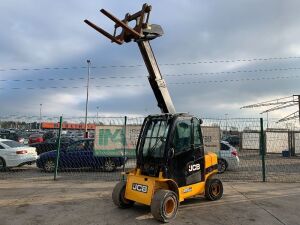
0, 178, 299, 225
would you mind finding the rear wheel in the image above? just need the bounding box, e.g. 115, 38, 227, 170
0, 157, 6, 171
103, 159, 116, 172
217, 159, 227, 174
112, 181, 134, 208
43, 159, 55, 173
205, 178, 223, 201
151, 190, 179, 223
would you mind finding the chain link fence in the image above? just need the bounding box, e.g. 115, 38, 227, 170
202, 118, 262, 182
0, 115, 299, 183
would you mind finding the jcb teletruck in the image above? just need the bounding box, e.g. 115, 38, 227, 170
85, 4, 223, 222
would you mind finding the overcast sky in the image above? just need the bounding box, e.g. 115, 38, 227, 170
0, 0, 300, 123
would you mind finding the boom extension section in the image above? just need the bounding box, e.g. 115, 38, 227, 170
84, 3, 176, 114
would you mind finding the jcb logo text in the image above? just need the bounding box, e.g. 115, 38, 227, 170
132, 183, 148, 193
188, 164, 201, 172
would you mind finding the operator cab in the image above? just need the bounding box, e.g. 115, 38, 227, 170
136, 113, 205, 187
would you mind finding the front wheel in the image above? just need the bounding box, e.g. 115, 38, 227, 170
151, 190, 179, 223
43, 159, 55, 173
217, 159, 227, 174
103, 159, 116, 172
0, 157, 6, 171
112, 181, 134, 208
205, 178, 223, 201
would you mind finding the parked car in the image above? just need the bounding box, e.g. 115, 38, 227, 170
28, 133, 44, 144
42, 131, 57, 141
36, 139, 127, 172
0, 139, 37, 170
0, 130, 25, 144
217, 141, 240, 173
30, 137, 75, 155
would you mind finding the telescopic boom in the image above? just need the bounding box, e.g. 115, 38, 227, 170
84, 3, 176, 114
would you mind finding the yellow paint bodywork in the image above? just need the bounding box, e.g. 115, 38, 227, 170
124, 152, 218, 205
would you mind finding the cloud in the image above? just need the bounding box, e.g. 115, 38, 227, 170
0, 0, 299, 125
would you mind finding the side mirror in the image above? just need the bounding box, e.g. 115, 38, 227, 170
168, 148, 175, 158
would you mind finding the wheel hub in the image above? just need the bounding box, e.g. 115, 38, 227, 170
211, 183, 221, 196
164, 197, 175, 216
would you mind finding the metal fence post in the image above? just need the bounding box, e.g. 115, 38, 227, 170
292, 131, 296, 156
122, 116, 127, 181
260, 118, 266, 182
54, 116, 63, 180
289, 130, 295, 156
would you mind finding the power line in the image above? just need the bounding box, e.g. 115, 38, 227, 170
0, 74, 299, 90
0, 75, 139, 82
165, 67, 300, 77
1, 67, 300, 83
168, 75, 300, 85
0, 66, 97, 72
0, 56, 300, 72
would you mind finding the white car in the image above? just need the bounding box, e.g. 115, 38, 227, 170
217, 141, 240, 173
0, 139, 38, 170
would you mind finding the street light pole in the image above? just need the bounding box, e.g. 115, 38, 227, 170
266, 111, 269, 129
225, 113, 228, 137
84, 60, 91, 138
96, 106, 99, 122
39, 103, 42, 130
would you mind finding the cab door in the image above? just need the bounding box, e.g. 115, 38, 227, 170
169, 117, 204, 187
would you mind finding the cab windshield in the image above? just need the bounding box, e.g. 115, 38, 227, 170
141, 119, 169, 159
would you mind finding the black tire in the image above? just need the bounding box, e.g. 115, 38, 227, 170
217, 159, 228, 174
43, 159, 55, 173
112, 181, 134, 208
103, 159, 116, 172
205, 178, 223, 201
151, 190, 179, 223
0, 157, 6, 171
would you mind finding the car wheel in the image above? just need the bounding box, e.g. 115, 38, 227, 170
112, 181, 134, 208
151, 190, 179, 223
217, 158, 227, 174
43, 159, 55, 173
103, 159, 116, 172
0, 157, 6, 171
205, 178, 223, 201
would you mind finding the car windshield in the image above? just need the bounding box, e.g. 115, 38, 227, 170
66, 140, 93, 151
141, 119, 169, 158
2, 140, 24, 148
66, 141, 80, 151
221, 142, 230, 150
30, 134, 42, 138
47, 137, 67, 143
46, 137, 56, 142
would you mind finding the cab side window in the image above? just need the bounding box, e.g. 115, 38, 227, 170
173, 120, 192, 154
